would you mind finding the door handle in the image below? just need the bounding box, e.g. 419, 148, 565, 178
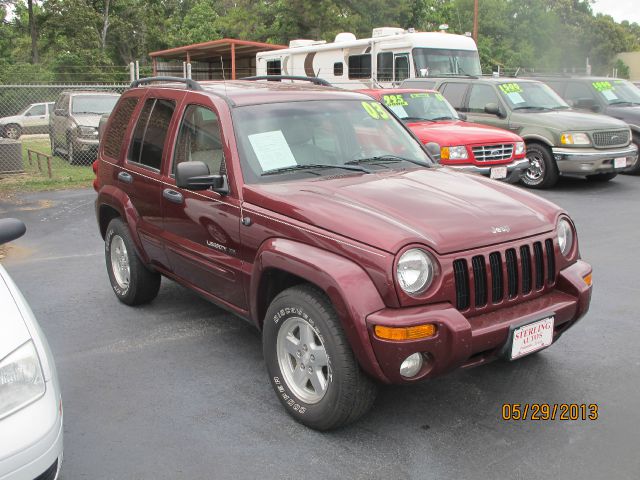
117, 171, 133, 184
163, 188, 184, 204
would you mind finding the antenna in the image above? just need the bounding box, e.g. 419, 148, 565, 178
219, 55, 227, 97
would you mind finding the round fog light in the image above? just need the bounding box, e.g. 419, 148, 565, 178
400, 353, 424, 378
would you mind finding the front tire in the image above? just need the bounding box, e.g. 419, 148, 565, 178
521, 143, 559, 189
105, 218, 161, 305
263, 284, 377, 430
624, 135, 640, 175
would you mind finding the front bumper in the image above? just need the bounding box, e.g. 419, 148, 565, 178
447, 158, 530, 183
0, 381, 63, 480
553, 144, 638, 175
366, 260, 592, 384
73, 136, 99, 151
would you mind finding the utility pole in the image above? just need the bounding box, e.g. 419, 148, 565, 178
473, 0, 479, 43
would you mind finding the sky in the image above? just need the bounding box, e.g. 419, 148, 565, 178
591, 0, 640, 24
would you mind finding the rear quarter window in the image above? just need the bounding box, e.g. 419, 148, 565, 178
127, 98, 176, 171
103, 97, 139, 160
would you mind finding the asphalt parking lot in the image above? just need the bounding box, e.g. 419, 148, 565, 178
1, 174, 639, 480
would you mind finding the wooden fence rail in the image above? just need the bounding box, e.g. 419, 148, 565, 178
26, 149, 53, 178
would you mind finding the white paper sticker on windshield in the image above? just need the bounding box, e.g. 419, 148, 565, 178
248, 130, 297, 171
507, 92, 525, 104
602, 89, 618, 101
387, 104, 408, 118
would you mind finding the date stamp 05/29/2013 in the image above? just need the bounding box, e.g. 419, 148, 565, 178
501, 403, 599, 421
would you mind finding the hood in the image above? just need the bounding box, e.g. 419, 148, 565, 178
0, 266, 31, 360
406, 120, 522, 146
243, 168, 561, 255
605, 105, 640, 125
511, 109, 629, 132
0, 115, 22, 125
71, 114, 102, 127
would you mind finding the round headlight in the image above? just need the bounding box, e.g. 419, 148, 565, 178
557, 218, 574, 257
396, 248, 435, 295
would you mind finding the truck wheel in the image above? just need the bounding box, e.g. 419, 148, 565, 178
521, 143, 559, 189
105, 218, 161, 305
263, 284, 377, 430
4, 124, 22, 139
586, 172, 617, 182
67, 139, 79, 165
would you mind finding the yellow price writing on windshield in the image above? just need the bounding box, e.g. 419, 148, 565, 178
362, 101, 391, 120
592, 81, 613, 91
499, 83, 523, 94
382, 94, 409, 107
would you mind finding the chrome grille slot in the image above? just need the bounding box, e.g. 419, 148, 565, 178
471, 144, 514, 161
592, 129, 629, 148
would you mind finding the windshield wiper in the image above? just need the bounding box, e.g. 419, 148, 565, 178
261, 163, 372, 176
512, 106, 552, 111
347, 154, 429, 168
402, 116, 435, 123
430, 116, 456, 121
73, 111, 103, 114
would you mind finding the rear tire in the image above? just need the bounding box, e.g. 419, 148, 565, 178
3, 123, 21, 139
263, 284, 377, 430
521, 143, 559, 189
586, 172, 617, 182
105, 218, 161, 305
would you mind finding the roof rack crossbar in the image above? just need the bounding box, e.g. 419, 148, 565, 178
243, 75, 331, 87
130, 76, 203, 91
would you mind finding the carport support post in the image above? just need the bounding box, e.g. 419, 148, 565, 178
152, 57, 157, 76
231, 42, 236, 80
129, 62, 135, 82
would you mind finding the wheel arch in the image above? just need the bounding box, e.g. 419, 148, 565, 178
251, 238, 390, 383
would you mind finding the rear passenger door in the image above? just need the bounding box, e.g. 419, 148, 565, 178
160, 102, 246, 310
119, 92, 184, 269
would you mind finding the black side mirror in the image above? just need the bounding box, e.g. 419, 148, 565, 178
175, 161, 228, 194
0, 218, 26, 245
54, 108, 66, 116
425, 142, 441, 163
575, 98, 597, 111
484, 103, 501, 116
458, 112, 468, 121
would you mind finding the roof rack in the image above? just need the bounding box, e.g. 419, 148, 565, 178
243, 75, 332, 87
130, 76, 203, 91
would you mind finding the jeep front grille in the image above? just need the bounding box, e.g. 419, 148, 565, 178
452, 238, 556, 312
471, 144, 514, 161
592, 129, 629, 148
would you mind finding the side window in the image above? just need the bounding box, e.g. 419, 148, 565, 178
173, 105, 226, 177
468, 84, 500, 113
348, 54, 371, 79
103, 97, 139, 160
377, 52, 393, 81
334, 62, 343, 76
440, 82, 469, 110
127, 98, 176, 171
266, 60, 281, 76
28, 104, 46, 116
394, 55, 409, 82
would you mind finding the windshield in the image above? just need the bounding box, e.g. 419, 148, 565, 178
233, 100, 432, 184
592, 79, 640, 105
71, 95, 120, 114
412, 48, 482, 77
498, 82, 569, 110
380, 92, 458, 121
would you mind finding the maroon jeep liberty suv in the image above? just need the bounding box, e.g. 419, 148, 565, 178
94, 77, 593, 430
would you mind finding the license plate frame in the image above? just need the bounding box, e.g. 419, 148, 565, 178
490, 166, 508, 179
501, 314, 555, 361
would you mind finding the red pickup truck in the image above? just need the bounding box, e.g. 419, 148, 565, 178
360, 89, 530, 182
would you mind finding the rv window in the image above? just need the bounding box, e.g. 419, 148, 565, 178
334, 62, 343, 76
348, 54, 371, 79
266, 60, 281, 76
377, 52, 393, 81
394, 55, 409, 82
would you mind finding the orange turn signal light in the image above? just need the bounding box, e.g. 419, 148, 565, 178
374, 324, 437, 341
583, 273, 592, 286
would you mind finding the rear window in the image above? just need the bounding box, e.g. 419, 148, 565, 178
103, 97, 139, 160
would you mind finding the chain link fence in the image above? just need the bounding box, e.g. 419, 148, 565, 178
0, 84, 128, 174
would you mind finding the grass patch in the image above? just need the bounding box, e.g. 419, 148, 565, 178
0, 136, 94, 196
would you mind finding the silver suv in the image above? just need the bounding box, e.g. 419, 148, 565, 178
49, 91, 120, 164
0, 102, 54, 139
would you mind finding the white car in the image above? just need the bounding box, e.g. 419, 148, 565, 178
0, 219, 63, 480
0, 103, 55, 139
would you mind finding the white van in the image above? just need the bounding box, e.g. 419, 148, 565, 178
256, 27, 481, 89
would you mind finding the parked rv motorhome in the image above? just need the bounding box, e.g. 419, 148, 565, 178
255, 27, 481, 89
